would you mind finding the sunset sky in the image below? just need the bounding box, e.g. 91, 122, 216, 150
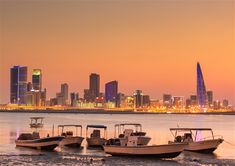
0, 0, 234, 104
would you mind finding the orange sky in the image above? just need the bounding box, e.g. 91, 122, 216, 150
0, 0, 234, 104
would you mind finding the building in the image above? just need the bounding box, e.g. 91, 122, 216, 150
10, 66, 28, 104
105, 81, 118, 103
163, 94, 172, 107
190, 95, 197, 106
143, 95, 150, 107
207, 91, 213, 106
172, 96, 184, 108
26, 90, 41, 106
27, 82, 32, 91
32, 69, 42, 91
56, 83, 69, 106
84, 89, 92, 102
133, 90, 143, 108
70, 92, 79, 106
89, 73, 100, 101
213, 100, 221, 110
197, 62, 207, 107
116, 93, 125, 108
222, 99, 229, 108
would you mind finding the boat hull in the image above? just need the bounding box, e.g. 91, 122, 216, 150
184, 139, 223, 153
86, 138, 106, 147
15, 136, 64, 151
60, 137, 84, 147
104, 143, 186, 158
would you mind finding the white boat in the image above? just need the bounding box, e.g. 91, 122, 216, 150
30, 117, 44, 128
114, 123, 151, 146
104, 132, 186, 158
16, 117, 64, 151
58, 125, 84, 147
86, 125, 107, 147
169, 128, 224, 153
15, 132, 64, 151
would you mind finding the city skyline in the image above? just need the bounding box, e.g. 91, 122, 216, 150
0, 1, 234, 104
4, 63, 233, 108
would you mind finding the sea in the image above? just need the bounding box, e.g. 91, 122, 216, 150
0, 112, 235, 166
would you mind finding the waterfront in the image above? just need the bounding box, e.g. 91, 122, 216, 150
0, 112, 235, 165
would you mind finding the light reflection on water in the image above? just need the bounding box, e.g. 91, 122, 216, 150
0, 112, 235, 165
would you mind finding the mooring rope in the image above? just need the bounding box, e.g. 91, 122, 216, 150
224, 140, 235, 147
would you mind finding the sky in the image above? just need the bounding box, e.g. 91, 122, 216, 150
0, 0, 234, 104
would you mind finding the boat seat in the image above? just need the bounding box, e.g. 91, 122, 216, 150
32, 132, 40, 139
183, 133, 193, 142
175, 136, 182, 142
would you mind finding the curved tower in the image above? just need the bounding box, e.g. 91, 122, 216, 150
197, 62, 207, 107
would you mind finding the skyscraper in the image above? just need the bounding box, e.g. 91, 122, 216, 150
207, 91, 213, 106
32, 69, 42, 91
197, 62, 207, 107
89, 73, 100, 101
133, 90, 143, 108
10, 66, 28, 104
105, 81, 118, 102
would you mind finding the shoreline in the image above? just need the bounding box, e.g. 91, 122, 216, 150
0, 109, 235, 115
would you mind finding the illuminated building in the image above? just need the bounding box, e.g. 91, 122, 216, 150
26, 90, 41, 106
134, 90, 143, 108
89, 73, 100, 101
40, 88, 47, 106
10, 66, 28, 104
197, 62, 207, 107
163, 94, 172, 107
213, 100, 221, 110
143, 95, 150, 107
172, 96, 184, 107
105, 81, 118, 103
116, 93, 125, 108
190, 95, 197, 106
207, 91, 213, 106
32, 69, 42, 91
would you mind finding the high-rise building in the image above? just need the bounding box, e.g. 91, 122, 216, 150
10, 66, 28, 104
32, 69, 42, 91
84, 89, 91, 102
56, 83, 69, 106
89, 73, 100, 101
27, 82, 33, 92
207, 91, 213, 105
71, 92, 79, 106
197, 62, 207, 107
105, 81, 118, 103
134, 90, 143, 108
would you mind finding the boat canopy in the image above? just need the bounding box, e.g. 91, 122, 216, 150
58, 125, 82, 128
170, 128, 212, 131
30, 117, 44, 120
115, 123, 142, 127
86, 125, 107, 129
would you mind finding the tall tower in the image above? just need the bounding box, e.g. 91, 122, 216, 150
10, 66, 28, 104
197, 62, 207, 107
32, 69, 42, 91
105, 81, 118, 102
89, 73, 100, 101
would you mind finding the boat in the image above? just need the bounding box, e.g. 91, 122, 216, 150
86, 125, 107, 147
169, 128, 224, 153
30, 117, 44, 128
15, 117, 64, 151
114, 123, 151, 146
58, 125, 84, 147
104, 129, 186, 158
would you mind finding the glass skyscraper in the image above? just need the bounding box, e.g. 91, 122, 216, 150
32, 69, 42, 91
197, 62, 207, 107
105, 81, 118, 102
10, 66, 28, 104
89, 73, 100, 101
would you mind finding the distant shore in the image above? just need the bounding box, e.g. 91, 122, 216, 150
0, 109, 235, 115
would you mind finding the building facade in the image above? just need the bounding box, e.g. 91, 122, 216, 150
197, 62, 207, 107
89, 73, 100, 101
105, 81, 118, 103
10, 66, 28, 104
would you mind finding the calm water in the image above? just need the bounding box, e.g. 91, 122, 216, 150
0, 112, 235, 165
